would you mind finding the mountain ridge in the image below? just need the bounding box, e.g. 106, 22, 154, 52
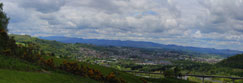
39, 36, 243, 57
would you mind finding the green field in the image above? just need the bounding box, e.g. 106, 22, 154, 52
0, 69, 97, 83
0, 54, 143, 83
0, 55, 41, 71
0, 55, 98, 83
0, 54, 195, 83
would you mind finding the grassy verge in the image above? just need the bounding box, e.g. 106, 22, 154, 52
0, 69, 97, 83
144, 78, 196, 83
0, 55, 41, 71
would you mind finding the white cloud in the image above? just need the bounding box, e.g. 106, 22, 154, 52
1, 0, 243, 50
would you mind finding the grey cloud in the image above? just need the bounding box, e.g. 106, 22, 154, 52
198, 0, 243, 34
19, 0, 65, 13
87, 0, 121, 13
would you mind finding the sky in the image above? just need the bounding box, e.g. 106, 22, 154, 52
1, 0, 243, 51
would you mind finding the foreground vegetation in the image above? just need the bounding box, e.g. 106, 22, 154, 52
0, 69, 97, 83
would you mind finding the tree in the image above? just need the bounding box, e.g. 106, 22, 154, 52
105, 72, 125, 83
0, 3, 9, 32
164, 69, 175, 78
174, 67, 181, 77
0, 3, 10, 54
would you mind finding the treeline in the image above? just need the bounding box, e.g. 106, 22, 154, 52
0, 3, 126, 83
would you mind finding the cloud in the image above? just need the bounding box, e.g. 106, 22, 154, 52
18, 0, 65, 13
1, 0, 243, 51
198, 0, 243, 33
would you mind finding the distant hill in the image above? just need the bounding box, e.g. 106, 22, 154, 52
218, 54, 243, 69
39, 36, 243, 57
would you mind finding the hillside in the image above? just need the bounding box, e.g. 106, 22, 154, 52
11, 34, 225, 65
39, 36, 243, 57
0, 55, 97, 83
218, 54, 243, 69
0, 54, 194, 83
14, 34, 236, 61
0, 69, 97, 83
10, 34, 180, 58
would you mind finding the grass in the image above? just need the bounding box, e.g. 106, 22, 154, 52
0, 55, 41, 71
144, 78, 196, 83
0, 54, 143, 83
0, 69, 97, 83
0, 54, 195, 83
45, 55, 144, 83
0, 55, 98, 83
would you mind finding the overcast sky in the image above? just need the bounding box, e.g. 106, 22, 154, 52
1, 0, 243, 51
